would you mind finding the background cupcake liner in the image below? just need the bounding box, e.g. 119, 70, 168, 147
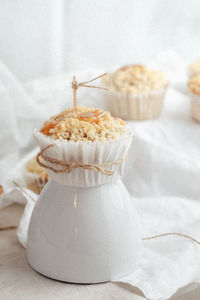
188, 67, 200, 78
105, 88, 167, 120
24, 170, 48, 194
188, 70, 195, 78
189, 92, 200, 123
34, 130, 133, 187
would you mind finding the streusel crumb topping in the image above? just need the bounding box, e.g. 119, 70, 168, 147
104, 65, 168, 93
189, 59, 200, 76
40, 106, 127, 143
188, 73, 200, 95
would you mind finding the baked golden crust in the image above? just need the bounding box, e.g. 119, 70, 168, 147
188, 73, 200, 95
40, 106, 127, 143
189, 59, 200, 76
104, 65, 168, 94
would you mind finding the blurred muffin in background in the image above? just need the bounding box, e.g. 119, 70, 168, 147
188, 73, 200, 123
104, 65, 168, 120
25, 157, 49, 194
189, 59, 200, 78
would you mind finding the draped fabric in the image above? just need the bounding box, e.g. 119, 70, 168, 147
0, 0, 200, 81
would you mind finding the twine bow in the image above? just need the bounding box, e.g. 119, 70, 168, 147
36, 144, 127, 176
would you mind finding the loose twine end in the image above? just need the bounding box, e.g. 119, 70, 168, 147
143, 232, 200, 246
0, 182, 36, 232
0, 225, 17, 232
13, 181, 36, 203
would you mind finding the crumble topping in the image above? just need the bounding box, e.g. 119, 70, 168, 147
40, 106, 127, 142
189, 59, 200, 76
188, 73, 200, 95
104, 65, 168, 93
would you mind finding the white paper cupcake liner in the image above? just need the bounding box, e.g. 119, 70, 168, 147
24, 170, 48, 194
189, 91, 200, 123
105, 88, 167, 120
34, 129, 132, 187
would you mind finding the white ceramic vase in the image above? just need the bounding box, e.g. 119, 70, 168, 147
27, 178, 142, 283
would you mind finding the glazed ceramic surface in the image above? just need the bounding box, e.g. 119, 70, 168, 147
27, 179, 142, 283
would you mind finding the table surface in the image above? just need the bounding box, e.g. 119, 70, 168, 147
0, 204, 200, 300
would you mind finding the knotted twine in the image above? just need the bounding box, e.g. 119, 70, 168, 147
36, 144, 127, 176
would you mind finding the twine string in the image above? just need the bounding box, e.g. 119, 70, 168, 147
78, 84, 108, 91
0, 225, 17, 232
13, 181, 36, 203
78, 73, 108, 86
143, 232, 200, 246
0, 182, 36, 232
36, 144, 127, 176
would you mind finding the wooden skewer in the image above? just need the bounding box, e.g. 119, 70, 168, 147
72, 76, 78, 113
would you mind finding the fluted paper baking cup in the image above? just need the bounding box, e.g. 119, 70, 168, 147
34, 129, 132, 187
105, 88, 167, 120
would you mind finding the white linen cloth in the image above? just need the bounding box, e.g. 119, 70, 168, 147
1, 51, 200, 300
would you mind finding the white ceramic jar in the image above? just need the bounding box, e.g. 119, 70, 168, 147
27, 178, 142, 283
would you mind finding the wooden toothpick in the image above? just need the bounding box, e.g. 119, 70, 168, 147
72, 76, 78, 114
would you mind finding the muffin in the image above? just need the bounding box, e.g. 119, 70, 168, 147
35, 106, 132, 187
104, 65, 168, 120
188, 73, 200, 123
25, 156, 49, 194
0, 185, 3, 195
189, 59, 200, 77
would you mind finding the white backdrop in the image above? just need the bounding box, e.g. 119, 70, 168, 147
0, 0, 200, 81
